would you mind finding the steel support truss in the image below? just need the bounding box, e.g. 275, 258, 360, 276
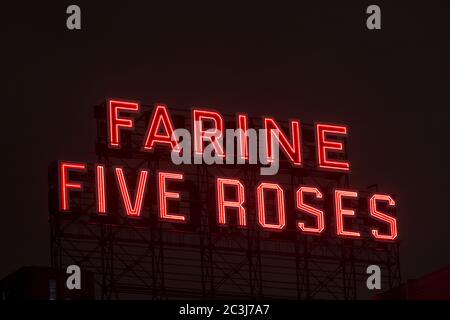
48, 103, 401, 299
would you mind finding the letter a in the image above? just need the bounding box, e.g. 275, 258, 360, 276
66, 5, 81, 30
366, 265, 381, 290
366, 5, 381, 30
66, 265, 81, 290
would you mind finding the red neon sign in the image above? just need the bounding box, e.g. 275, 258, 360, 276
216, 177, 246, 226
96, 164, 106, 214
54, 100, 399, 242
158, 172, 186, 222
369, 194, 398, 240
316, 123, 350, 172
143, 105, 180, 152
193, 109, 225, 158
334, 189, 361, 238
237, 114, 249, 161
296, 186, 324, 234
257, 182, 286, 230
107, 99, 140, 148
59, 161, 86, 211
115, 167, 149, 217
264, 118, 302, 166
56, 161, 398, 241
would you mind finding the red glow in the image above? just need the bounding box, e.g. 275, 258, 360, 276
96, 165, 106, 214
158, 172, 186, 222
334, 189, 361, 238
114, 167, 149, 217
296, 186, 324, 234
316, 123, 350, 171
216, 178, 246, 226
257, 182, 286, 230
143, 105, 180, 152
264, 118, 302, 166
369, 194, 398, 240
237, 114, 249, 161
59, 162, 87, 211
107, 99, 140, 148
55, 102, 402, 242
193, 109, 225, 157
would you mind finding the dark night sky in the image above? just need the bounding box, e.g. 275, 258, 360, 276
1, 1, 449, 283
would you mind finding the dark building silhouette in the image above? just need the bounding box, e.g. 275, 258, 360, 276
377, 264, 450, 300
0, 266, 94, 300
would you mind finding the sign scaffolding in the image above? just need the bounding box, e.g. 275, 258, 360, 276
48, 102, 401, 299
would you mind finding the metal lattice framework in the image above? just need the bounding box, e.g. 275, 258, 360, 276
48, 103, 401, 299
